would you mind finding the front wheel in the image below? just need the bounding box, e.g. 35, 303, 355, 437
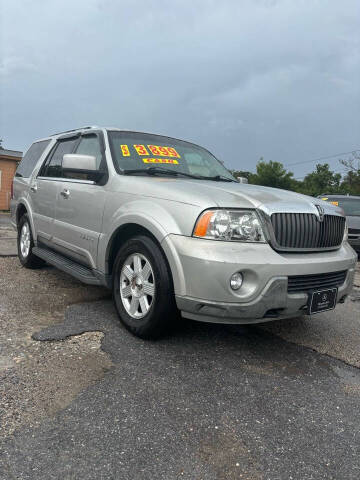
112, 235, 177, 339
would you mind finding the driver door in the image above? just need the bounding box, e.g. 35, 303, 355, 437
52, 132, 108, 269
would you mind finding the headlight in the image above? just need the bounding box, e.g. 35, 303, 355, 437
193, 209, 266, 242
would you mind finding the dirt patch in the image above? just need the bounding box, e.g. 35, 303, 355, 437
343, 384, 360, 395
197, 425, 263, 480
0, 257, 112, 437
0, 332, 113, 437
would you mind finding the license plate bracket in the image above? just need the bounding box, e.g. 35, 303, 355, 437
307, 287, 338, 315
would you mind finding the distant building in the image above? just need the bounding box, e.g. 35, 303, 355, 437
0, 148, 22, 210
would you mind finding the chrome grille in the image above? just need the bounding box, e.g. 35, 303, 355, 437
288, 270, 347, 293
271, 213, 345, 251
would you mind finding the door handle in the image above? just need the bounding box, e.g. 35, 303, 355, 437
60, 189, 70, 199
30, 184, 37, 193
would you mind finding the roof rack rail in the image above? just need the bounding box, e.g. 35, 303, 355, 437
50, 126, 99, 137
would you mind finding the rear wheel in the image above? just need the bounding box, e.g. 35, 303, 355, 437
17, 214, 45, 268
112, 235, 177, 339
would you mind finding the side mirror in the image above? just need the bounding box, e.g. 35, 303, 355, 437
236, 176, 248, 184
63, 154, 97, 171
62, 154, 104, 181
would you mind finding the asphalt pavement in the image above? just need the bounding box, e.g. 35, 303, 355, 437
0, 213, 11, 226
1, 299, 360, 479
0, 213, 17, 256
0, 214, 360, 479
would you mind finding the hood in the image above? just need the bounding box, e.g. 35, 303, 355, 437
119, 177, 342, 216
112, 176, 343, 217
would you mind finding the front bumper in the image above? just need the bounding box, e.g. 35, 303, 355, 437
161, 235, 357, 324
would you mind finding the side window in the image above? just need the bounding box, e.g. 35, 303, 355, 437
42, 138, 78, 178
16, 140, 51, 178
63, 135, 103, 181
75, 135, 102, 168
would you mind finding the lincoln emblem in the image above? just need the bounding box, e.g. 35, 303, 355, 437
315, 204, 325, 222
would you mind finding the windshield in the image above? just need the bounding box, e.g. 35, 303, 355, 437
321, 197, 360, 216
107, 131, 235, 181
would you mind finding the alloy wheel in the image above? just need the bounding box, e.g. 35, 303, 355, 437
20, 222, 31, 258
120, 253, 155, 319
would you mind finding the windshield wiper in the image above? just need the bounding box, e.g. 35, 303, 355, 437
122, 168, 237, 182
122, 167, 201, 179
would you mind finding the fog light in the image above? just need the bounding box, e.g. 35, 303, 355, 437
230, 272, 243, 290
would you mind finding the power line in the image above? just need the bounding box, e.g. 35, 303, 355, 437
284, 149, 360, 168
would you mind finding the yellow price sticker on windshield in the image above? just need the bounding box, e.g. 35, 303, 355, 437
148, 145, 180, 158
330, 201, 339, 206
143, 158, 179, 165
121, 145, 130, 156
134, 144, 149, 156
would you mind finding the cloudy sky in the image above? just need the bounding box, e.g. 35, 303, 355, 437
1, 0, 359, 177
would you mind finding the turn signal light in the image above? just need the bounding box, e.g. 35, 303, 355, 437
193, 210, 215, 237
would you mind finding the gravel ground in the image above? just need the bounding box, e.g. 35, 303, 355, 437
0, 257, 111, 437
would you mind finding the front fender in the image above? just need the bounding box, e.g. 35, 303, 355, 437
98, 198, 198, 274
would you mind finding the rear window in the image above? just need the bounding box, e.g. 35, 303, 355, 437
16, 140, 51, 178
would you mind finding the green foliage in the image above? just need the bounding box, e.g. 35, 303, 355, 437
339, 152, 360, 195
250, 159, 298, 191
231, 154, 360, 196
301, 163, 342, 196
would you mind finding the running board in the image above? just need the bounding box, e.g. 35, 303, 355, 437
32, 246, 102, 285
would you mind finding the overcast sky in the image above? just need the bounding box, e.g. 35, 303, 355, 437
1, 0, 359, 177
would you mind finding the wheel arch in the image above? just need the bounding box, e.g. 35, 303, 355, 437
15, 200, 36, 236
16, 203, 28, 226
105, 221, 175, 292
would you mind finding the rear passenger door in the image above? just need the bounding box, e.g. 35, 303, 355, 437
32, 136, 79, 245
13, 138, 51, 230
52, 132, 107, 268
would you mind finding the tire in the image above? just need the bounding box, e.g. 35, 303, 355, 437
112, 235, 177, 339
17, 214, 45, 269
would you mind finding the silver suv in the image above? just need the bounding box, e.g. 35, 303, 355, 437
11, 126, 357, 338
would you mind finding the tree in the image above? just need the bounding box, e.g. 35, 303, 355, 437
0, 138, 3, 149
301, 163, 342, 196
339, 152, 360, 195
250, 158, 297, 191
230, 156, 360, 196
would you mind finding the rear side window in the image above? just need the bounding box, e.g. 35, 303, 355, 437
16, 140, 51, 177
42, 137, 79, 178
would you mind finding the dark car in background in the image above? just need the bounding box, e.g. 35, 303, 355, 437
319, 195, 360, 255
